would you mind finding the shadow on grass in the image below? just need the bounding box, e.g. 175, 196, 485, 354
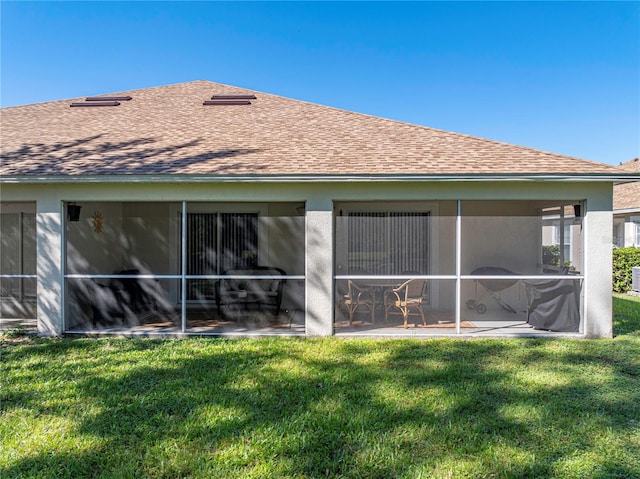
2, 336, 640, 478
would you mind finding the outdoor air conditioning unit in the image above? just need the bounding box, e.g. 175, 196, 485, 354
633, 267, 640, 292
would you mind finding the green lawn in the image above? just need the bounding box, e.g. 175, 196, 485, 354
1, 297, 639, 479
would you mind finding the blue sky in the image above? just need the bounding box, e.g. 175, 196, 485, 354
1, 1, 638, 165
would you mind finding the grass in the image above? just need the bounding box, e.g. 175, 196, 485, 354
1, 297, 639, 479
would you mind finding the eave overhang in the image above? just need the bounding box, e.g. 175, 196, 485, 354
613, 207, 640, 215
2, 173, 639, 184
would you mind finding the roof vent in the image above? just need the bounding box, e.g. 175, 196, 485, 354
203, 99, 252, 105
70, 95, 132, 107
203, 94, 256, 105
85, 96, 132, 101
70, 101, 121, 107
211, 94, 256, 100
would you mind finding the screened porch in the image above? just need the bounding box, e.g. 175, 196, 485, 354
334, 200, 584, 336
64, 201, 306, 335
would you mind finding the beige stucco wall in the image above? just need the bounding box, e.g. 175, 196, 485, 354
584, 183, 614, 338
0, 179, 614, 337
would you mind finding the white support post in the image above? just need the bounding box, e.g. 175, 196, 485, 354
181, 201, 187, 333
36, 198, 64, 336
455, 200, 461, 335
584, 207, 613, 338
305, 198, 334, 336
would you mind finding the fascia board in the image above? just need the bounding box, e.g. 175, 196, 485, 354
1, 173, 637, 184
613, 208, 640, 215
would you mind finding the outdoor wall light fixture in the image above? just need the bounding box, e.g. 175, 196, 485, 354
573, 204, 582, 218
67, 203, 82, 222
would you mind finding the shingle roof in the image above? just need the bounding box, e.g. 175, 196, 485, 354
618, 157, 640, 173
0, 80, 627, 178
614, 158, 640, 211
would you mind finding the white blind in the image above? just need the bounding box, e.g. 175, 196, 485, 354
347, 212, 429, 275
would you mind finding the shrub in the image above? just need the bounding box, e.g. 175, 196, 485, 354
543, 245, 560, 266
542, 245, 574, 271
612, 247, 640, 292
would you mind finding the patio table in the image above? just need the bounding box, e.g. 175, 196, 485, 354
353, 279, 407, 310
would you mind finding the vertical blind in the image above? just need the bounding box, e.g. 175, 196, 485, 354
184, 212, 259, 299
185, 212, 258, 275
347, 212, 430, 275
219, 213, 258, 271
186, 213, 217, 276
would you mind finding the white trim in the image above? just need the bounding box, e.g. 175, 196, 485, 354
582, 203, 588, 335
613, 208, 640, 215
2, 173, 638, 184
65, 274, 182, 279
181, 201, 187, 333
188, 275, 304, 280
60, 201, 66, 334
460, 275, 583, 280
456, 200, 461, 335
335, 275, 455, 280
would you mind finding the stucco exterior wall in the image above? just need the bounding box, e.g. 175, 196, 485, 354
584, 183, 614, 338
0, 179, 615, 337
35, 191, 64, 336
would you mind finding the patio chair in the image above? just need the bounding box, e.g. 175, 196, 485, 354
343, 280, 375, 324
90, 269, 161, 327
384, 278, 427, 328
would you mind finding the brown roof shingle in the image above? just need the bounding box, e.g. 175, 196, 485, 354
614, 158, 640, 211
0, 80, 628, 178
619, 157, 640, 173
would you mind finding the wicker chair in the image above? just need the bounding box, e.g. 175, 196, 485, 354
384, 279, 427, 328
343, 280, 375, 324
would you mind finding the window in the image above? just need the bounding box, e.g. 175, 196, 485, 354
542, 206, 578, 272
185, 212, 258, 300
552, 221, 571, 262
346, 211, 430, 275
613, 219, 625, 247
